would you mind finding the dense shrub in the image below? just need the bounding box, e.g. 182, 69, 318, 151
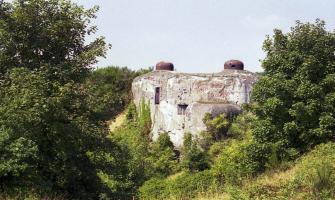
212, 139, 270, 185
109, 101, 153, 192
110, 101, 182, 197
139, 178, 169, 200
181, 133, 210, 172
251, 20, 335, 153
200, 113, 232, 150
0, 68, 131, 199
148, 132, 179, 177
85, 66, 151, 121
0, 1, 137, 198
230, 142, 335, 200
139, 170, 217, 200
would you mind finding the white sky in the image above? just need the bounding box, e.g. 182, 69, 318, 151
6, 0, 335, 72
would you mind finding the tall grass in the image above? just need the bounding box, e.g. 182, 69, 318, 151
311, 162, 334, 197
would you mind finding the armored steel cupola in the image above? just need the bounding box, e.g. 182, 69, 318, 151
155, 61, 174, 71
224, 60, 244, 70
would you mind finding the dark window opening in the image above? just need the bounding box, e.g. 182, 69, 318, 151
231, 65, 235, 68
177, 104, 188, 115
155, 87, 160, 104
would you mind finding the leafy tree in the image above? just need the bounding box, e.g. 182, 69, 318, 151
85, 66, 139, 121
0, 127, 38, 184
251, 20, 335, 154
181, 133, 209, 172
0, 68, 132, 198
149, 132, 178, 177
0, 0, 108, 83
109, 101, 153, 194
212, 139, 270, 185
0, 0, 135, 198
200, 113, 232, 150
152, 132, 174, 151
210, 112, 270, 184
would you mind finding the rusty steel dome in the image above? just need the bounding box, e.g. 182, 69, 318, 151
156, 61, 174, 71
224, 60, 244, 70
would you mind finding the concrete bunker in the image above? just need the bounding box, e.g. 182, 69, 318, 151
132, 59, 257, 147
155, 87, 160, 104
177, 104, 188, 115
224, 60, 244, 70
156, 61, 174, 71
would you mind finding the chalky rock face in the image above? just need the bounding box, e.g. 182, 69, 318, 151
132, 69, 257, 147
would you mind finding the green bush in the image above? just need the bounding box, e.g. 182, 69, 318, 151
139, 170, 217, 200
168, 171, 217, 199
139, 178, 169, 200
109, 102, 152, 191
210, 112, 272, 185
212, 138, 271, 185
149, 132, 179, 177
0, 68, 132, 198
85, 67, 137, 121
251, 20, 335, 153
181, 133, 209, 172
241, 142, 335, 200
0, 0, 133, 198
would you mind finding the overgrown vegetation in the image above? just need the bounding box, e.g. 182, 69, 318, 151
85, 67, 152, 121
0, 0, 334, 199
0, 0, 146, 199
138, 20, 335, 200
140, 170, 217, 200
108, 100, 180, 198
251, 19, 335, 156
217, 142, 335, 200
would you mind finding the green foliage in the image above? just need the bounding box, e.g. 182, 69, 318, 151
0, 127, 38, 178
203, 113, 231, 139
0, 68, 131, 198
295, 142, 335, 199
110, 102, 179, 196
0, 0, 108, 83
139, 170, 217, 200
228, 112, 256, 139
85, 66, 151, 121
221, 142, 335, 200
0, 0, 135, 198
85, 67, 137, 121
252, 20, 335, 153
138, 98, 152, 135
153, 132, 174, 151
210, 112, 274, 185
138, 178, 167, 200
109, 101, 153, 193
312, 163, 334, 196
226, 186, 249, 200
200, 113, 232, 150
126, 102, 138, 122
213, 139, 270, 185
181, 133, 209, 172
149, 132, 178, 177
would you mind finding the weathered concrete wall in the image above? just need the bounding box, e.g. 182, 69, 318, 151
132, 69, 257, 147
